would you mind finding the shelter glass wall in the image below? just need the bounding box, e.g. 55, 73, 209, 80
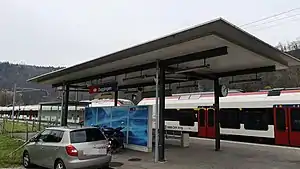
84, 105, 152, 152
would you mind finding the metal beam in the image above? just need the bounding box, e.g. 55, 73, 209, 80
114, 91, 118, 106
166, 67, 216, 80
214, 79, 221, 151
62, 84, 69, 126
158, 64, 165, 162
119, 81, 156, 89
56, 89, 89, 92
154, 59, 159, 163
38, 104, 42, 131
162, 46, 228, 66
117, 66, 275, 90
214, 66, 275, 77
68, 84, 88, 89
118, 79, 196, 89
52, 63, 156, 87
52, 47, 227, 87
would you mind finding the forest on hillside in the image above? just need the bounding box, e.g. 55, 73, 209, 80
0, 62, 62, 106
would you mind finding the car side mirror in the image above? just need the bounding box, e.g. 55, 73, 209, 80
29, 137, 38, 142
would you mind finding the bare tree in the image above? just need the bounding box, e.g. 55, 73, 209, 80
276, 39, 300, 52
0, 90, 13, 106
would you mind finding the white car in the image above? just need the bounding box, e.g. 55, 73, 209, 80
23, 127, 111, 169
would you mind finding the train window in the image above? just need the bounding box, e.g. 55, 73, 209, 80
290, 108, 300, 132
164, 109, 179, 121
207, 109, 214, 127
199, 109, 205, 127
266, 109, 274, 125
178, 109, 197, 126
220, 109, 240, 129
275, 108, 286, 131
243, 109, 268, 131
164, 109, 197, 126
179, 114, 195, 126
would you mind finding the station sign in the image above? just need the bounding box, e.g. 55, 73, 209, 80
88, 82, 118, 94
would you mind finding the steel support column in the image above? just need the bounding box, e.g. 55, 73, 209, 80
114, 90, 119, 106
114, 90, 118, 106
38, 104, 42, 131
214, 78, 221, 151
60, 89, 65, 126
62, 84, 70, 126
154, 60, 160, 163
158, 63, 165, 162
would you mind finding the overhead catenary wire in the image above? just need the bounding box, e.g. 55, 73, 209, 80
243, 13, 300, 29
250, 17, 300, 32
240, 7, 300, 27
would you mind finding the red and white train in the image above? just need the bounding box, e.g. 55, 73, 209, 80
0, 99, 135, 122
138, 89, 300, 147
1, 90, 300, 147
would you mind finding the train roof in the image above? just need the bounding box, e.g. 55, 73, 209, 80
138, 89, 300, 108
0, 98, 134, 112
0, 104, 85, 112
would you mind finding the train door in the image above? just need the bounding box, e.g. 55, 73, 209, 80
206, 108, 215, 138
288, 107, 300, 146
198, 108, 215, 138
198, 108, 206, 137
274, 105, 300, 146
274, 107, 289, 145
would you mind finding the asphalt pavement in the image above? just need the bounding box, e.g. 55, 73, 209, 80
6, 138, 300, 169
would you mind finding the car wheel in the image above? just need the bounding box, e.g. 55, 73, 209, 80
23, 151, 32, 168
55, 159, 66, 169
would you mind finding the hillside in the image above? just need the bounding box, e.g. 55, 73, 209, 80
0, 62, 61, 89
0, 62, 63, 106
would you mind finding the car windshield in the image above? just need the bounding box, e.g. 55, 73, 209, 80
70, 128, 106, 143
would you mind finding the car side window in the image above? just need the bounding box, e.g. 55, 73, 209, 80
47, 130, 64, 143
37, 130, 52, 142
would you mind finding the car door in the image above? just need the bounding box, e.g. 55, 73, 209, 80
25, 141, 42, 165
41, 130, 65, 169
30, 130, 52, 166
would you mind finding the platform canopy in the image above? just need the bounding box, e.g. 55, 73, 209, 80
28, 18, 300, 87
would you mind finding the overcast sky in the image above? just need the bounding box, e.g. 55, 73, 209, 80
0, 0, 299, 67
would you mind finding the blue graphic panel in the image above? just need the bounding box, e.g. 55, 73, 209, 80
84, 106, 149, 147
84, 107, 97, 126
111, 106, 128, 144
111, 106, 128, 128
128, 106, 148, 146
96, 107, 112, 127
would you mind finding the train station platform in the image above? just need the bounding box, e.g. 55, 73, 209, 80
110, 138, 300, 169
28, 18, 300, 162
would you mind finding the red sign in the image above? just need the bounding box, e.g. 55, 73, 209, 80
88, 84, 117, 94
88, 86, 99, 94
